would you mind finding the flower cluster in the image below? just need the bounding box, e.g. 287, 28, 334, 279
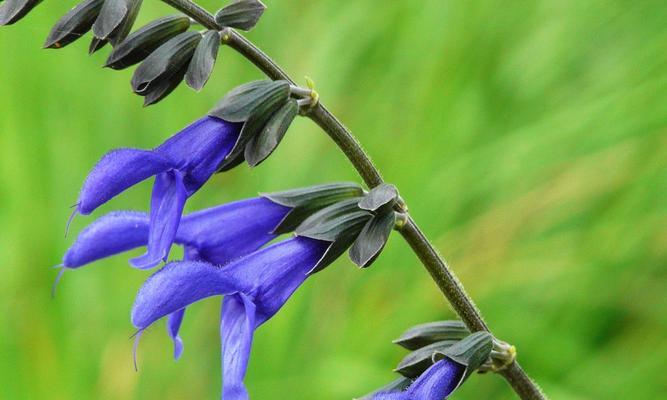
59, 107, 405, 397
360, 325, 495, 400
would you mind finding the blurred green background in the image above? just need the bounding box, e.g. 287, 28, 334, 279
1, 0, 666, 399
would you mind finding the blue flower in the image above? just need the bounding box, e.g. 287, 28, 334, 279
131, 237, 329, 399
64, 197, 288, 269
61, 196, 290, 360
74, 116, 242, 269
370, 359, 465, 400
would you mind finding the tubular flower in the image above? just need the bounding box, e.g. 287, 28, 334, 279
61, 196, 290, 359
131, 237, 330, 400
75, 116, 242, 269
63, 197, 289, 269
370, 359, 465, 400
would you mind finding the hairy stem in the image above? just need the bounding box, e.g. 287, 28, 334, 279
159, 0, 546, 398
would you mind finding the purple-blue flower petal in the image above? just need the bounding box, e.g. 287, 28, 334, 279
63, 211, 149, 268
372, 359, 465, 400
156, 116, 241, 193
230, 237, 329, 321
177, 197, 290, 265
131, 170, 188, 269
77, 149, 174, 215
220, 293, 256, 400
131, 237, 329, 398
167, 309, 186, 360
131, 237, 329, 330
131, 261, 238, 330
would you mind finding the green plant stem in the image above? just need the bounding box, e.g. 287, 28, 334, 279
159, 1, 546, 398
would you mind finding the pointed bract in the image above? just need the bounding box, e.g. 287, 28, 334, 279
393, 320, 470, 351
209, 80, 290, 123
131, 31, 201, 96
105, 15, 191, 70
215, 0, 266, 31
349, 211, 395, 268
358, 183, 399, 212
0, 0, 42, 26
44, 0, 104, 49
245, 99, 298, 167
185, 30, 221, 91
142, 63, 189, 106
89, 37, 108, 54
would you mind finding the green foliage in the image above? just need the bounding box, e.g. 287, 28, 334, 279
0, 0, 665, 398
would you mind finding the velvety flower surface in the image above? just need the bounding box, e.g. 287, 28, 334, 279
131, 237, 330, 400
62, 197, 290, 360
63, 197, 289, 268
371, 359, 465, 400
75, 116, 242, 269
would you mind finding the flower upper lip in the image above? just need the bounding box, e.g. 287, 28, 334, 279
74, 116, 241, 269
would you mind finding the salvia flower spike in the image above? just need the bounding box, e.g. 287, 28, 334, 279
75, 116, 242, 269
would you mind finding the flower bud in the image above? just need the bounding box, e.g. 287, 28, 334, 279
44, 0, 105, 49
105, 15, 191, 70
131, 31, 202, 105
